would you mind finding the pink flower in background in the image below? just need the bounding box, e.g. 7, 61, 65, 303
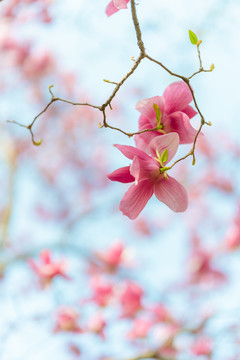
119, 281, 144, 317
191, 337, 213, 356
108, 133, 188, 219
28, 249, 70, 286
150, 303, 172, 323
95, 241, 124, 270
224, 206, 240, 250
86, 313, 106, 339
54, 307, 82, 333
105, 0, 130, 17
127, 318, 152, 340
134, 81, 198, 152
187, 237, 226, 286
89, 276, 114, 306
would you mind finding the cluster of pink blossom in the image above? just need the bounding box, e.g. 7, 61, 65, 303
27, 239, 220, 359
28, 249, 70, 287
108, 81, 198, 219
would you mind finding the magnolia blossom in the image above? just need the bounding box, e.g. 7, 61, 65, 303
127, 318, 152, 340
188, 238, 226, 286
95, 241, 124, 269
191, 337, 213, 356
119, 281, 143, 317
28, 249, 69, 286
89, 276, 114, 306
54, 307, 82, 333
108, 133, 188, 219
86, 313, 106, 339
105, 0, 130, 17
150, 303, 172, 323
134, 81, 198, 152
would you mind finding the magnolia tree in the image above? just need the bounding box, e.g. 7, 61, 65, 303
0, 1, 239, 360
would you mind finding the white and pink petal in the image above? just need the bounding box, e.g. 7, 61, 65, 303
149, 133, 179, 163
135, 96, 165, 124
106, 0, 129, 16
113, 0, 129, 9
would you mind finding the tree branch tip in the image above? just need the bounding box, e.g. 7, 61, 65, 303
48, 84, 55, 97
32, 138, 43, 146
210, 64, 215, 71
103, 79, 118, 85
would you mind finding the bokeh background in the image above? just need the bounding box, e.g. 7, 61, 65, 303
0, 0, 239, 359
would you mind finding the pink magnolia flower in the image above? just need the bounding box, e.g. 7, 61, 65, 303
187, 237, 226, 286
108, 133, 188, 219
105, 0, 130, 17
86, 313, 106, 339
150, 303, 172, 323
54, 306, 82, 333
95, 241, 124, 270
134, 81, 198, 152
191, 337, 213, 356
28, 249, 70, 286
118, 281, 143, 317
89, 276, 114, 306
127, 318, 152, 340
224, 206, 240, 250
225, 224, 240, 250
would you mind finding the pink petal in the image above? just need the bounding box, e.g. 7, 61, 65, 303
134, 115, 161, 152
165, 111, 198, 144
154, 176, 188, 212
114, 144, 150, 161
113, 0, 129, 9
138, 114, 153, 132
149, 133, 179, 163
108, 166, 135, 183
130, 156, 159, 183
105, 1, 118, 16
182, 105, 197, 119
163, 81, 192, 114
135, 96, 165, 124
135, 132, 157, 152
120, 180, 154, 220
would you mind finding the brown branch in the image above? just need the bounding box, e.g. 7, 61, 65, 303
130, 0, 145, 54
145, 54, 188, 81
105, 352, 174, 360
101, 53, 145, 111
8, 0, 213, 170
